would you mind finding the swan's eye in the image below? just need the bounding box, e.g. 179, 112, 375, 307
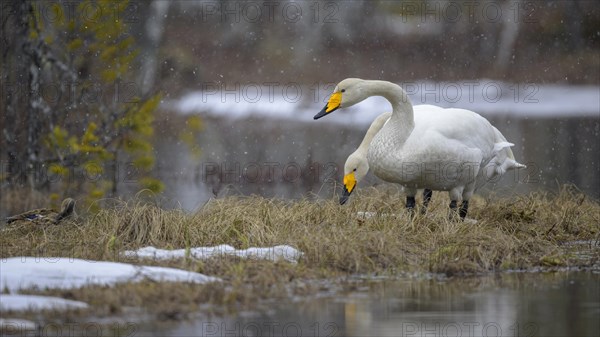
341, 89, 346, 93
353, 168, 356, 171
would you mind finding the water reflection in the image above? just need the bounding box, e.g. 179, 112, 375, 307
145, 272, 599, 336
154, 115, 600, 211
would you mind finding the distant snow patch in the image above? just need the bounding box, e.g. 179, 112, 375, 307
171, 82, 600, 125
0, 294, 88, 311
123, 245, 304, 263
0, 257, 220, 293
0, 318, 37, 330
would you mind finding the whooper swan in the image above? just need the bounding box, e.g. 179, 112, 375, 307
340, 110, 433, 212
316, 79, 525, 219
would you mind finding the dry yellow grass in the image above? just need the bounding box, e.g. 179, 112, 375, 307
1, 185, 598, 320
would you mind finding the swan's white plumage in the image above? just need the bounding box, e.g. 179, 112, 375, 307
327, 79, 525, 205
343, 111, 392, 186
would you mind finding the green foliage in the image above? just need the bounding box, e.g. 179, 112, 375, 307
140, 178, 165, 194
180, 115, 204, 160
117, 94, 162, 184
48, 164, 69, 177
20, 0, 170, 208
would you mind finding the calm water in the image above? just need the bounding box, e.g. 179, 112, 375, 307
2, 114, 597, 217
152, 115, 600, 211
138, 272, 599, 337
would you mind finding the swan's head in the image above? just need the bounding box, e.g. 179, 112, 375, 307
314, 78, 367, 120
340, 151, 369, 205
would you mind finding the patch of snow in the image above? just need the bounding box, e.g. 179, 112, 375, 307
0, 294, 88, 311
356, 212, 399, 219
123, 245, 304, 264
169, 82, 600, 127
356, 211, 477, 224
0, 257, 220, 293
0, 318, 37, 331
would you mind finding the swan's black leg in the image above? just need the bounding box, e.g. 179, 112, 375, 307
459, 200, 469, 220
449, 200, 459, 220
406, 196, 416, 217
422, 189, 433, 214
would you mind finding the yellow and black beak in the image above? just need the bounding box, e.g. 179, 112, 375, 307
339, 172, 357, 205
314, 92, 342, 120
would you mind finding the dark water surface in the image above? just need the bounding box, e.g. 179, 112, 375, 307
152, 115, 600, 211
139, 272, 599, 337
2, 114, 596, 217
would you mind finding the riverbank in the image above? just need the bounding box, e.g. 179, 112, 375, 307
1, 185, 598, 323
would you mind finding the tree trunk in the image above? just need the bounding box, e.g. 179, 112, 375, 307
1, 1, 31, 187
495, 0, 521, 72
138, 1, 171, 95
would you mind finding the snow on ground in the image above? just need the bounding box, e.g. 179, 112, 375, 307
171, 82, 600, 126
0, 294, 88, 311
0, 318, 37, 330
0, 246, 302, 312
123, 245, 304, 264
1, 257, 220, 294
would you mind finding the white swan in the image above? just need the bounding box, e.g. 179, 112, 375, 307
340, 109, 524, 210
340, 110, 433, 210
340, 111, 391, 205
316, 79, 526, 219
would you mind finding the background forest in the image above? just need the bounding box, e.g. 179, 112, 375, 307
1, 0, 599, 214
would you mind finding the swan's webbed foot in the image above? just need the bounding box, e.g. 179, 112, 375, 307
421, 189, 433, 214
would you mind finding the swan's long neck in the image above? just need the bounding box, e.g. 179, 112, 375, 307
365, 81, 415, 181
363, 80, 414, 133
355, 112, 392, 155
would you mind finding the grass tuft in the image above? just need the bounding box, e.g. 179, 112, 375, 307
1, 185, 598, 319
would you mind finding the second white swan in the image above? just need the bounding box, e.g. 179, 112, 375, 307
317, 79, 526, 219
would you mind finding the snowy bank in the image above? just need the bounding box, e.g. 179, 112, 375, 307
123, 245, 304, 264
171, 82, 600, 126
1, 257, 220, 293
0, 294, 88, 311
0, 318, 37, 330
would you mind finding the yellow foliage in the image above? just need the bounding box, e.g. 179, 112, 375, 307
181, 115, 203, 159
123, 138, 152, 153
67, 38, 83, 51
102, 68, 118, 82
49, 193, 60, 204
36, 0, 167, 204
48, 3, 65, 27
51, 126, 69, 148
83, 161, 104, 177
133, 156, 155, 170
89, 188, 105, 199
100, 45, 118, 62
138, 94, 161, 118
49, 164, 69, 177
28, 7, 41, 39
68, 136, 80, 153
82, 123, 99, 144
187, 115, 204, 131
140, 178, 165, 193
